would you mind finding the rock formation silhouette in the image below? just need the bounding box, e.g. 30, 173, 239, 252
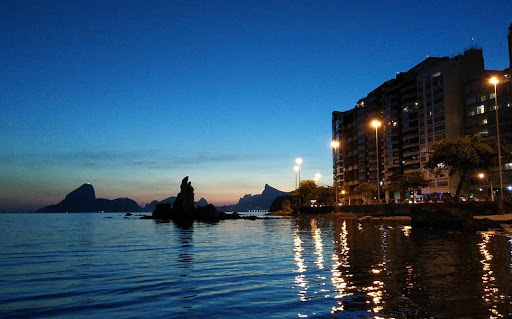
144, 176, 256, 223
37, 183, 142, 213
216, 184, 289, 212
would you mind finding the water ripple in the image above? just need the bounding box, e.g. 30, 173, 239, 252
1, 214, 512, 318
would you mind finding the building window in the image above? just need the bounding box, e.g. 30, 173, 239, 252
481, 118, 488, 125
476, 105, 485, 114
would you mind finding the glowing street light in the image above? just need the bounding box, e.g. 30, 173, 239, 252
331, 140, 340, 206
314, 173, 321, 184
371, 120, 382, 204
490, 76, 503, 202
478, 172, 494, 202
295, 158, 303, 188
293, 165, 299, 189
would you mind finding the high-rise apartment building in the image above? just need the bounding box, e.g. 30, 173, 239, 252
463, 25, 512, 195
333, 26, 512, 202
333, 49, 485, 202
418, 49, 485, 195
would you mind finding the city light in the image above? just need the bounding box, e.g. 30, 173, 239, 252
371, 119, 382, 204
331, 140, 340, 207
490, 76, 503, 202
295, 158, 303, 190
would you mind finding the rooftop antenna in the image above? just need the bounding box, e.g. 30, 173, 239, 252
468, 36, 480, 50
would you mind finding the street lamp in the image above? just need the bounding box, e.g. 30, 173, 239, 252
478, 172, 494, 202
341, 189, 346, 206
295, 158, 303, 208
490, 76, 503, 201
371, 119, 382, 204
331, 140, 340, 206
293, 165, 299, 189
295, 158, 303, 187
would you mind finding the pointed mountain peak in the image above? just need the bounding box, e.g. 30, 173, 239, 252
65, 183, 96, 202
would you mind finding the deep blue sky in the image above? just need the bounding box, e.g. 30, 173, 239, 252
1, 0, 511, 211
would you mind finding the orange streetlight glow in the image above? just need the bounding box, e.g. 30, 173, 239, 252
490, 76, 503, 202
371, 119, 382, 204
371, 119, 382, 128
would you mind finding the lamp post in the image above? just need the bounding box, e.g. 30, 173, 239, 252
331, 140, 340, 206
371, 119, 382, 204
293, 165, 299, 189
295, 158, 303, 187
478, 173, 484, 200
295, 158, 303, 208
479, 172, 494, 202
490, 77, 503, 202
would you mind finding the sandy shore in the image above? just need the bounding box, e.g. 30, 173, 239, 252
474, 213, 512, 221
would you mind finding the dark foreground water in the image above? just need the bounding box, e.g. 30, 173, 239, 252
1, 213, 511, 318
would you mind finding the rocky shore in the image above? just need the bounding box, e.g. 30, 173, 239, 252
268, 202, 512, 233
141, 177, 260, 224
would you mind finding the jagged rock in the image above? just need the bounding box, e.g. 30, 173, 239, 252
144, 196, 208, 212
197, 204, 220, 222
268, 197, 295, 215
269, 195, 294, 212
471, 218, 503, 231
409, 204, 503, 231
172, 177, 196, 220
410, 205, 471, 230
143, 177, 260, 223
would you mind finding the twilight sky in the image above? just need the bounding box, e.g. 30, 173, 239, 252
1, 0, 511, 211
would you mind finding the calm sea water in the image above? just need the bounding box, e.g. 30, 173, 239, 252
1, 213, 511, 318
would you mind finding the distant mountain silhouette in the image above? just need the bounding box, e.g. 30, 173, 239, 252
144, 196, 208, 212
216, 184, 289, 212
38, 184, 142, 212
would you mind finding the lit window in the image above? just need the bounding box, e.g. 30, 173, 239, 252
490, 93, 496, 99
476, 105, 485, 114
481, 118, 487, 125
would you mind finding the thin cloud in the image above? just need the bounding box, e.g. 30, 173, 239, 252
0, 150, 289, 170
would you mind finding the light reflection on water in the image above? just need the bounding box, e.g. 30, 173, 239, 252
1, 213, 512, 318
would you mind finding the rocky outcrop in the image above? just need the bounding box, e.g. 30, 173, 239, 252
267, 198, 295, 216
410, 204, 503, 231
143, 177, 254, 223
38, 183, 142, 212
144, 196, 208, 212
268, 195, 293, 212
